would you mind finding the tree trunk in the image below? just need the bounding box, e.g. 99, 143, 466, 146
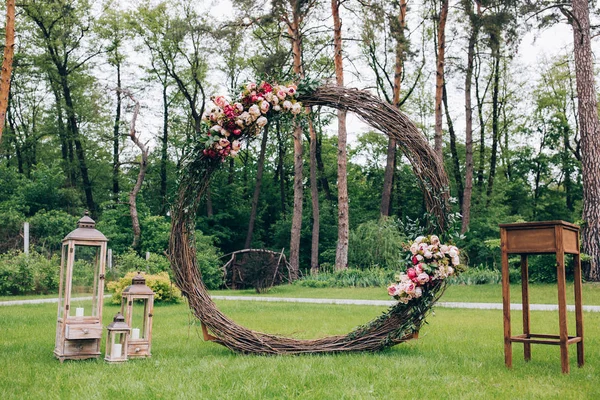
315, 114, 333, 203
49, 78, 72, 184
434, 0, 449, 157
60, 73, 96, 216
245, 123, 269, 249
112, 64, 122, 200
309, 117, 320, 274
380, 0, 407, 216
275, 119, 286, 217
288, 11, 304, 280
119, 90, 146, 251
443, 82, 463, 208
475, 51, 486, 195
461, 0, 479, 233
380, 138, 396, 216
332, 0, 348, 271
572, 0, 600, 281
486, 44, 501, 204
160, 82, 169, 215
0, 0, 15, 144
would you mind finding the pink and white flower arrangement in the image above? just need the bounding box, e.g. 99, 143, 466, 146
387, 235, 461, 304
201, 81, 303, 160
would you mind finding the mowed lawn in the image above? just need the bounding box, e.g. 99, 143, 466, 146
1, 284, 600, 399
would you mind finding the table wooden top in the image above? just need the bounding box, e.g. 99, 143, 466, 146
499, 220, 579, 231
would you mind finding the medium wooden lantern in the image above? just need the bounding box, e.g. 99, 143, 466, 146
105, 313, 130, 363
121, 272, 155, 358
54, 212, 108, 362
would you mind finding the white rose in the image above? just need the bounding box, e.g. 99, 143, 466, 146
430, 235, 440, 245
440, 245, 449, 254
273, 105, 281, 111
234, 102, 244, 112
257, 116, 268, 127
415, 236, 425, 244
291, 102, 302, 114
452, 256, 460, 266
210, 125, 221, 133
416, 255, 423, 261
260, 101, 270, 114
414, 287, 423, 298
236, 119, 245, 128
249, 104, 261, 117
410, 243, 419, 255
282, 100, 292, 110
272, 96, 279, 105
231, 140, 241, 151
448, 247, 458, 258
264, 92, 273, 102
423, 250, 433, 259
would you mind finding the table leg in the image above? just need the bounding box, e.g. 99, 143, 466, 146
501, 228, 512, 369
573, 252, 584, 367
520, 255, 531, 361
555, 227, 569, 373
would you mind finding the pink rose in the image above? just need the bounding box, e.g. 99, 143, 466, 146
260, 101, 270, 114
417, 273, 430, 285
387, 285, 399, 297
407, 268, 417, 279
218, 138, 230, 148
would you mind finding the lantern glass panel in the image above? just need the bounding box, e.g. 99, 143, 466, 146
131, 299, 148, 339
57, 244, 67, 319
70, 245, 100, 317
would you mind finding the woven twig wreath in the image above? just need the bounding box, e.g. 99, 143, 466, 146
168, 85, 450, 354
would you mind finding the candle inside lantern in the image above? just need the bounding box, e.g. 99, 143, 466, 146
131, 328, 140, 340
75, 307, 84, 317
111, 343, 122, 359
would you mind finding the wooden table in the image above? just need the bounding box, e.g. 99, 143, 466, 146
499, 221, 584, 374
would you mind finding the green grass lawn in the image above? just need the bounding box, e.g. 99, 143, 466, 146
1, 294, 599, 399
209, 282, 600, 305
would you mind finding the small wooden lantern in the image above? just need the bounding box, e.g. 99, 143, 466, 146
54, 212, 107, 362
121, 272, 155, 358
105, 313, 130, 363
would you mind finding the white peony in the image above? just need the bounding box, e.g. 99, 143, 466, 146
249, 104, 261, 117
282, 100, 292, 110
257, 116, 268, 127
231, 140, 242, 151
260, 101, 270, 114
291, 102, 302, 115
415, 236, 425, 244
273, 105, 281, 112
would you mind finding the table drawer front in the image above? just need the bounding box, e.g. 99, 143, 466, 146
505, 228, 555, 253
64, 339, 100, 355
65, 324, 102, 340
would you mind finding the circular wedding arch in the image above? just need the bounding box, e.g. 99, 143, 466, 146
168, 85, 451, 355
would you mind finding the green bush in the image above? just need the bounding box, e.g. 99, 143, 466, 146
348, 218, 406, 270
447, 266, 501, 285
29, 210, 78, 253
0, 250, 59, 295
195, 231, 224, 290
112, 249, 171, 277
106, 271, 182, 304
295, 268, 396, 288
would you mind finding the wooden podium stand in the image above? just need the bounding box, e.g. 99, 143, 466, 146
499, 221, 584, 374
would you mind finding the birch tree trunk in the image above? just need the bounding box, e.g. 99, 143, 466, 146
332, 0, 349, 270
572, 0, 600, 281
0, 0, 15, 144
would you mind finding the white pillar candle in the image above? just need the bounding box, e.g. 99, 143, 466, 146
75, 307, 84, 317
111, 343, 122, 359
131, 328, 140, 340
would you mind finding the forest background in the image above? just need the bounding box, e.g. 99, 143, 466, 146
1, 0, 599, 294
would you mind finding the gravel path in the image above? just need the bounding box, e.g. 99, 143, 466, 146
2, 294, 599, 312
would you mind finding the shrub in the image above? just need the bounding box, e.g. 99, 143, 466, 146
447, 266, 502, 285
348, 218, 406, 270
195, 231, 225, 290
113, 250, 171, 278
29, 210, 78, 253
295, 268, 396, 288
106, 271, 182, 304
0, 250, 60, 295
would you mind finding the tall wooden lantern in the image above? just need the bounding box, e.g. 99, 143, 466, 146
54, 212, 108, 362
121, 272, 154, 358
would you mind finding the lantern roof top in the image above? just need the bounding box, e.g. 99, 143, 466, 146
123, 272, 155, 296
107, 312, 130, 331
63, 212, 108, 242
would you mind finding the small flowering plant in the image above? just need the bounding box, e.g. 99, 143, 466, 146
200, 81, 303, 160
387, 235, 462, 304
